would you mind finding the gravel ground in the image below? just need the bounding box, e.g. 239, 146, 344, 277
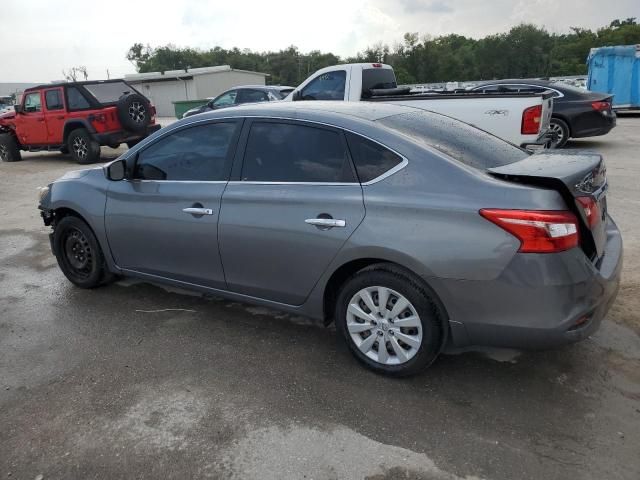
1, 116, 639, 480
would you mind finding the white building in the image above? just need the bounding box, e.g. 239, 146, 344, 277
125, 65, 268, 116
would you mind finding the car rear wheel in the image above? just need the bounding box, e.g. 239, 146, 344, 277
335, 264, 444, 376
0, 133, 22, 162
68, 128, 101, 164
53, 216, 113, 288
549, 118, 570, 148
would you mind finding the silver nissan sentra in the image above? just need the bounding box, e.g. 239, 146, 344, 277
38, 101, 623, 376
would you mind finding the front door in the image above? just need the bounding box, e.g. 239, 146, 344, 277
18, 91, 48, 145
219, 119, 365, 305
105, 120, 241, 289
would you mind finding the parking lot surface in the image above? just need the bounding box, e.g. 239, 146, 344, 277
1, 117, 639, 480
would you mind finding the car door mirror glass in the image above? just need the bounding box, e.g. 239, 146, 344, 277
106, 159, 126, 181
14, 104, 22, 114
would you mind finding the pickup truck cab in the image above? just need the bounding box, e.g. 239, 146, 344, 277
0, 80, 161, 164
286, 63, 553, 148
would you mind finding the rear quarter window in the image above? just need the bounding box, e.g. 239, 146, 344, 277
378, 111, 528, 170
345, 132, 403, 183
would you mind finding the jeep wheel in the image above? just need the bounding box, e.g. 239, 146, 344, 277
0, 133, 22, 162
117, 93, 151, 133
68, 129, 101, 164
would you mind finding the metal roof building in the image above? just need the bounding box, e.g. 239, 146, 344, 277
124, 65, 268, 116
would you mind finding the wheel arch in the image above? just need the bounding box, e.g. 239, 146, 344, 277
322, 257, 450, 331
63, 120, 95, 144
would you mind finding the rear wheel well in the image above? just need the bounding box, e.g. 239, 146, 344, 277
323, 259, 449, 328
551, 115, 572, 137
63, 122, 89, 143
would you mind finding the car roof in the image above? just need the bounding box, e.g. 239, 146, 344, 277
185, 100, 418, 124
24, 79, 131, 92
232, 85, 296, 91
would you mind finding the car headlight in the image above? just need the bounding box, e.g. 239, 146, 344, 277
37, 185, 50, 204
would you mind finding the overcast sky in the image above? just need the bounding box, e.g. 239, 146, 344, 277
1, 0, 638, 82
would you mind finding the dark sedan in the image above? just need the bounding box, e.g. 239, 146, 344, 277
472, 80, 616, 148
182, 85, 295, 118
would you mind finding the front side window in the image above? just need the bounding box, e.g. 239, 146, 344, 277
23, 92, 42, 112
212, 91, 237, 108
45, 89, 64, 110
241, 122, 355, 183
134, 122, 237, 181
345, 132, 403, 183
67, 87, 91, 110
301, 70, 346, 100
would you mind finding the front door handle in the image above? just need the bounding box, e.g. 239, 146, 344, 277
183, 207, 213, 215
305, 218, 346, 228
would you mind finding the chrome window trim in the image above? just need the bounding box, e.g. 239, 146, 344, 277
125, 179, 228, 184
127, 114, 409, 186
227, 181, 361, 186
473, 83, 564, 98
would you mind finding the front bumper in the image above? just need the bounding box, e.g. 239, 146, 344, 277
435, 216, 623, 349
92, 123, 161, 146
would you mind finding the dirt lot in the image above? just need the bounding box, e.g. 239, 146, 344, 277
1, 117, 639, 480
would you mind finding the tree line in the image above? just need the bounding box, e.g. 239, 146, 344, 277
126, 18, 640, 86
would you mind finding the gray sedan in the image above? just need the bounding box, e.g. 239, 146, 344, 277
38, 101, 622, 376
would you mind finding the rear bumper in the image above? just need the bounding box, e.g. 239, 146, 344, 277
92, 123, 161, 145
572, 112, 616, 138
434, 216, 623, 349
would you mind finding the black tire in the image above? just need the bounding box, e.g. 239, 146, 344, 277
117, 93, 151, 133
0, 133, 22, 162
53, 216, 113, 288
67, 128, 101, 164
335, 264, 445, 377
59, 146, 69, 154
549, 117, 570, 148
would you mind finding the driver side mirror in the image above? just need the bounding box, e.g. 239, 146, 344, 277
292, 90, 302, 101
105, 159, 126, 181
14, 104, 23, 114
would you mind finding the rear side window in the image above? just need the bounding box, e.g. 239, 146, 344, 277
241, 122, 355, 183
84, 81, 135, 103
301, 71, 346, 100
67, 87, 90, 110
345, 132, 403, 183
378, 111, 528, 170
238, 89, 269, 104
134, 122, 237, 181
45, 90, 64, 110
361, 68, 397, 94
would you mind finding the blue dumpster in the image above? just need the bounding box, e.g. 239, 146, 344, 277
587, 45, 640, 110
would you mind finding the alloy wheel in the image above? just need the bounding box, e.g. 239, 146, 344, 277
346, 286, 423, 365
72, 137, 88, 160
0, 144, 8, 162
549, 122, 565, 148
128, 102, 146, 124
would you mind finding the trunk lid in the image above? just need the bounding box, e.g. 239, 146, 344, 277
488, 151, 608, 260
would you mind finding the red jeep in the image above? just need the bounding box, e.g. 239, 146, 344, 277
0, 80, 161, 164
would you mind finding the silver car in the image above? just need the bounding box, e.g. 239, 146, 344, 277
38, 101, 622, 376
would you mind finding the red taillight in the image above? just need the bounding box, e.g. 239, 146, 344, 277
591, 101, 610, 112
480, 209, 579, 253
521, 105, 542, 135
576, 196, 600, 228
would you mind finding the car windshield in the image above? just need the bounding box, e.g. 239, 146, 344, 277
83, 81, 136, 103
378, 110, 529, 170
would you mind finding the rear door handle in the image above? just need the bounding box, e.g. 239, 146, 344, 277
182, 207, 213, 215
305, 218, 346, 228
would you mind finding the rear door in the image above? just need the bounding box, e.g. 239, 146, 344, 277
104, 120, 241, 288
218, 119, 365, 305
43, 88, 66, 144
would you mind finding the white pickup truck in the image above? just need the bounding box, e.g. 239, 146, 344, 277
285, 63, 553, 148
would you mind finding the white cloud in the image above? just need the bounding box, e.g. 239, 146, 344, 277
0, 0, 637, 82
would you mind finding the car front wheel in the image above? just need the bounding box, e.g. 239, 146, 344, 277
335, 264, 444, 376
53, 216, 113, 288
